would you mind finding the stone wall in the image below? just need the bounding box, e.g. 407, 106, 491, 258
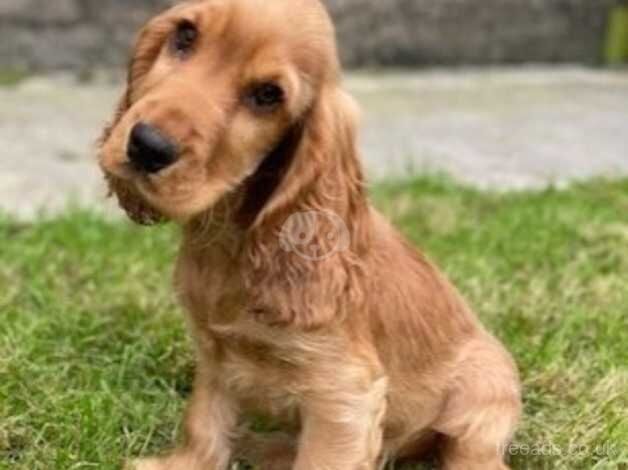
0, 0, 621, 71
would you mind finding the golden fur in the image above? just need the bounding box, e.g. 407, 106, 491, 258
99, 0, 521, 468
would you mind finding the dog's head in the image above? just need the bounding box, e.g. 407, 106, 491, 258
99, 0, 353, 226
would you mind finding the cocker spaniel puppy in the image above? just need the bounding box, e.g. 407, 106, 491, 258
99, 0, 521, 469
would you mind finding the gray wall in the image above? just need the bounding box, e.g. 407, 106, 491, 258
0, 0, 620, 71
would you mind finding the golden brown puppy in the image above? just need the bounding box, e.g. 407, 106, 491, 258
99, 0, 521, 469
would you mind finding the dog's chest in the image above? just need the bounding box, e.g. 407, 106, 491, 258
176, 246, 307, 418
212, 331, 302, 418
178, 271, 292, 398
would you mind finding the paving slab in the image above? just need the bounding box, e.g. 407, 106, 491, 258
1, 67, 627, 219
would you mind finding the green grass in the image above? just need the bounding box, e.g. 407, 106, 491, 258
1, 176, 627, 469
605, 5, 628, 65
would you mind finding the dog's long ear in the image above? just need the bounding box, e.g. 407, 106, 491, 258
242, 86, 370, 329
101, 11, 170, 143
239, 85, 367, 231
99, 16, 172, 225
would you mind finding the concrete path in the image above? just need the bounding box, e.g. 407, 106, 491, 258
1, 67, 627, 219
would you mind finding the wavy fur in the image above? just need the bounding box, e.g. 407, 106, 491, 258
99, 1, 522, 469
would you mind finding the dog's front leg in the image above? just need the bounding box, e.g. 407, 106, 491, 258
131, 365, 237, 470
293, 374, 388, 470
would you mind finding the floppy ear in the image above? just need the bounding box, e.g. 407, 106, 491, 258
101, 11, 171, 143
241, 85, 370, 329
98, 16, 172, 225
240, 85, 367, 230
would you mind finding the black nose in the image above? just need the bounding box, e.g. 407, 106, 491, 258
127, 122, 178, 173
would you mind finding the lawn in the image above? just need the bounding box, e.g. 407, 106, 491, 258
1, 176, 627, 470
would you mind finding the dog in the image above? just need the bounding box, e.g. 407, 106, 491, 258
99, 0, 521, 468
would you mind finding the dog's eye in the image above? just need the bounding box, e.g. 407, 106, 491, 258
246, 83, 284, 112
172, 20, 198, 55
